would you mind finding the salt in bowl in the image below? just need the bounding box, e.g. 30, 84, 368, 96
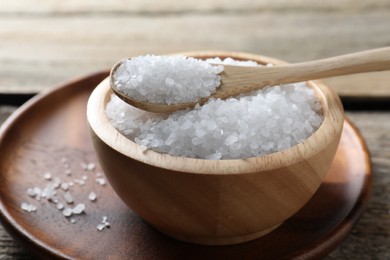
87, 51, 344, 245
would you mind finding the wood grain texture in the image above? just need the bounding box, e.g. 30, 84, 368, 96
0, 0, 389, 258
1, 1, 390, 13
0, 1, 389, 96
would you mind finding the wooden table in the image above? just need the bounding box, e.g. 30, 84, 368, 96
0, 1, 389, 259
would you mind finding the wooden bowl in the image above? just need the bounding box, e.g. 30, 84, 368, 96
87, 51, 345, 246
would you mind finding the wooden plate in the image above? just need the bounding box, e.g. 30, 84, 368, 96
0, 72, 372, 259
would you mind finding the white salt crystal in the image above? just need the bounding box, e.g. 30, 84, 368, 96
41, 185, 56, 199
53, 177, 61, 188
96, 178, 106, 186
64, 192, 74, 204
97, 223, 106, 231
106, 57, 324, 159
74, 179, 85, 186
112, 55, 223, 105
27, 188, 37, 197
87, 163, 96, 171
72, 203, 85, 214
43, 172, 52, 180
62, 208, 72, 217
21, 203, 37, 212
33, 187, 42, 196
88, 192, 97, 202
60, 183, 69, 191
70, 218, 76, 224
57, 203, 64, 210
97, 216, 110, 231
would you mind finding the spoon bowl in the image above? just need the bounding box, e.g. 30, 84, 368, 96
110, 47, 390, 113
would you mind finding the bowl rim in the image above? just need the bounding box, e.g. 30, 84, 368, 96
87, 51, 344, 175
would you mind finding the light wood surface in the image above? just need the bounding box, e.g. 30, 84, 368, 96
0, 1, 389, 97
111, 48, 390, 113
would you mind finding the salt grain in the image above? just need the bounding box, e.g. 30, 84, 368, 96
64, 192, 74, 204
88, 192, 97, 202
57, 203, 64, 210
60, 183, 69, 191
97, 216, 110, 231
112, 55, 223, 105
43, 172, 52, 180
87, 163, 96, 171
106, 57, 324, 160
96, 178, 106, 186
97, 223, 106, 231
21, 157, 112, 230
27, 188, 37, 197
72, 203, 85, 214
21, 203, 37, 212
62, 208, 72, 217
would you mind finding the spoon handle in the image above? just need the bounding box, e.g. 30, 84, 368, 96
218, 47, 390, 99
267, 46, 390, 83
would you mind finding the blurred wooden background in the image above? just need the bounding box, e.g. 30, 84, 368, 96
0, 0, 389, 97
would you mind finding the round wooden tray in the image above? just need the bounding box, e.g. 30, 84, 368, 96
0, 72, 372, 259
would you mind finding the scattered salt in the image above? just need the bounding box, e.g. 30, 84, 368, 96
106, 57, 324, 160
97, 216, 110, 231
96, 178, 106, 186
112, 55, 223, 105
72, 203, 85, 214
60, 183, 69, 191
53, 177, 61, 188
62, 208, 73, 217
88, 192, 97, 202
97, 223, 106, 231
57, 203, 64, 210
74, 179, 85, 186
27, 188, 37, 197
64, 192, 74, 204
87, 163, 96, 171
21, 203, 37, 212
21, 157, 111, 230
43, 172, 52, 180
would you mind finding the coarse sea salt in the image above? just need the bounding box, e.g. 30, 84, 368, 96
112, 55, 224, 105
106, 57, 324, 160
21, 156, 110, 231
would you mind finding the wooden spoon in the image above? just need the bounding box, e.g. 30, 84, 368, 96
110, 47, 390, 113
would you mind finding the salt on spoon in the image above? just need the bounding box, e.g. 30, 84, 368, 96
110, 47, 390, 113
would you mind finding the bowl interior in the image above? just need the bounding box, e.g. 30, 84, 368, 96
88, 51, 343, 175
